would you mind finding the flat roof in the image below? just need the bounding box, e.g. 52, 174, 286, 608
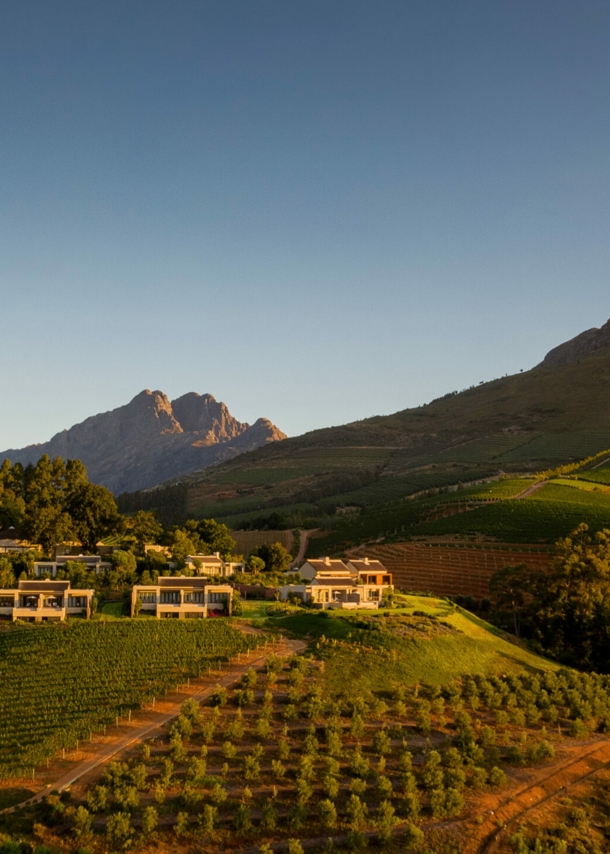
18, 580, 71, 592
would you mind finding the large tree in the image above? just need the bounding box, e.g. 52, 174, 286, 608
65, 482, 123, 553
195, 518, 236, 559
127, 510, 164, 553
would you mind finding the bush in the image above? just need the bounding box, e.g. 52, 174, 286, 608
489, 766, 507, 788
141, 806, 158, 835
319, 798, 338, 829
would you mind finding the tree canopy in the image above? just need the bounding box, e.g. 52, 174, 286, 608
491, 524, 610, 672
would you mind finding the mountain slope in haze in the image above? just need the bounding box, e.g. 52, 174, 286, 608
0, 391, 286, 494
120, 321, 610, 527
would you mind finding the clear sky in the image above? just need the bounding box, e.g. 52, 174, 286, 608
2, 0, 609, 448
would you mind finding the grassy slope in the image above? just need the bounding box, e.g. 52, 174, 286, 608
270, 596, 557, 693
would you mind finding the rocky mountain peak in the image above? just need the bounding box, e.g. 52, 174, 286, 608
0, 391, 285, 494
539, 319, 610, 368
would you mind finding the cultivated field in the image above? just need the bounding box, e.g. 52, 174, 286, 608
347, 542, 551, 599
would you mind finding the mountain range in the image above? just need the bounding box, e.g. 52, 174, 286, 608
117, 319, 610, 528
0, 391, 286, 494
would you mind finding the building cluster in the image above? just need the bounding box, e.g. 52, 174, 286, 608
0, 539, 391, 621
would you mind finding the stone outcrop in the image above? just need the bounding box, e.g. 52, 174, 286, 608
539, 319, 610, 368
0, 391, 286, 494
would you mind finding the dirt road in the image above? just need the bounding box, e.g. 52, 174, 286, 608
1, 635, 305, 814
471, 738, 610, 853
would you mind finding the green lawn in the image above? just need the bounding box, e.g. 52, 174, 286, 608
239, 600, 273, 620
99, 600, 128, 619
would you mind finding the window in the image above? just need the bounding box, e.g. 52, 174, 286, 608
160, 592, 180, 604
68, 596, 85, 608
141, 593, 156, 603
184, 592, 204, 603
0, 596, 15, 607
207, 592, 228, 604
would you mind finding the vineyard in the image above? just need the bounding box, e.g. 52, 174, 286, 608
0, 621, 268, 779
347, 542, 552, 599
18, 611, 610, 854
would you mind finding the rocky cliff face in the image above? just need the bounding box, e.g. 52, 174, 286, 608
539, 319, 610, 368
0, 391, 286, 494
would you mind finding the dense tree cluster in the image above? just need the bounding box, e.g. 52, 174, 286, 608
0, 456, 121, 554
491, 524, 610, 673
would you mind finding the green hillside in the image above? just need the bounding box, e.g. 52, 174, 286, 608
270, 595, 558, 693
118, 346, 610, 546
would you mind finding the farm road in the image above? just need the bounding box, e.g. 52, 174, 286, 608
514, 480, 546, 499
473, 738, 610, 853
290, 528, 317, 567
2, 634, 305, 814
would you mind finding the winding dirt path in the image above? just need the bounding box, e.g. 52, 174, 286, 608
1, 635, 305, 815
472, 738, 610, 853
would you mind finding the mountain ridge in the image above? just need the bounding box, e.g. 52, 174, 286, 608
0, 390, 286, 494
118, 320, 610, 527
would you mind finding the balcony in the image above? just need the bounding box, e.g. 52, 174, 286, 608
13, 606, 66, 622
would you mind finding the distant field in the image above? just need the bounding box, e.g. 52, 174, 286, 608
348, 541, 551, 599
578, 468, 610, 485
230, 529, 294, 556
497, 431, 610, 463
410, 495, 610, 542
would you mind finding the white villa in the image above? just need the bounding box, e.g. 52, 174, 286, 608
185, 553, 246, 577
131, 576, 233, 619
34, 554, 112, 577
277, 555, 393, 610
0, 580, 94, 622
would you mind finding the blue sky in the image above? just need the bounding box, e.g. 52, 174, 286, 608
2, 0, 609, 448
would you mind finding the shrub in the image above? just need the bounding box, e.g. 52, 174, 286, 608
372, 728, 391, 756
174, 811, 189, 835
261, 800, 278, 831
288, 840, 305, 854
319, 798, 338, 829
296, 777, 314, 804
349, 745, 370, 777
376, 800, 397, 844
402, 791, 421, 820
323, 774, 340, 800
289, 804, 309, 831
106, 811, 132, 848
234, 804, 253, 832
199, 804, 217, 833
347, 794, 368, 830
72, 806, 93, 840
210, 782, 227, 805
210, 685, 228, 707
469, 767, 488, 791
488, 766, 507, 788
141, 806, 158, 835
570, 718, 590, 739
